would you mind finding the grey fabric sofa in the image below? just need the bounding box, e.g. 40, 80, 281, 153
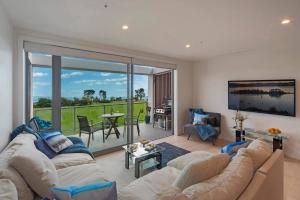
184, 108, 221, 144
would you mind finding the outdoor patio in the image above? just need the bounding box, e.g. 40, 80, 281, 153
70, 123, 173, 152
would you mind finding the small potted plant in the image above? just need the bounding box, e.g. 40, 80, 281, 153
233, 110, 248, 141
233, 110, 248, 130
145, 104, 151, 124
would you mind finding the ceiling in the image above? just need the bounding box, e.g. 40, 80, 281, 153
1, 0, 300, 61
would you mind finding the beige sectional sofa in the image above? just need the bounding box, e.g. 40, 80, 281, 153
0, 134, 109, 200
1, 134, 284, 200
119, 139, 284, 200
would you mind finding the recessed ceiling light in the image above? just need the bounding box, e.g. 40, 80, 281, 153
122, 25, 129, 30
281, 19, 291, 25
185, 44, 191, 48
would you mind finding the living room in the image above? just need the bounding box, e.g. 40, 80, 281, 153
0, 0, 299, 200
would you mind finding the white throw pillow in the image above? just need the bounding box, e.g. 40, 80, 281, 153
0, 142, 34, 200
173, 153, 230, 190
167, 151, 213, 170
245, 139, 273, 171
9, 145, 59, 198
0, 179, 18, 200
182, 152, 253, 200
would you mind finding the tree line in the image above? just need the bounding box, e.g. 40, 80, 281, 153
34, 88, 146, 108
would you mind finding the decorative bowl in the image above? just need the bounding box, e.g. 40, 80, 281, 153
267, 128, 281, 135
140, 139, 151, 146
145, 143, 156, 151
128, 144, 138, 152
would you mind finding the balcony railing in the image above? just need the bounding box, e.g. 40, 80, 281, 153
33, 101, 147, 135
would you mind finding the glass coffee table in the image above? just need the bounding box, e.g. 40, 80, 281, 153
123, 142, 165, 178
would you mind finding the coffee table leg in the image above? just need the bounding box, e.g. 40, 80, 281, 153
157, 152, 162, 169
135, 158, 140, 178
125, 151, 129, 169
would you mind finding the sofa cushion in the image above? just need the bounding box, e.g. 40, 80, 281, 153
4, 134, 36, 150
9, 145, 59, 198
193, 113, 209, 125
57, 163, 108, 186
0, 135, 35, 200
35, 138, 57, 159
0, 179, 18, 200
42, 131, 73, 153
173, 153, 230, 190
246, 139, 273, 171
182, 152, 253, 200
119, 166, 181, 200
167, 151, 213, 170
52, 153, 95, 170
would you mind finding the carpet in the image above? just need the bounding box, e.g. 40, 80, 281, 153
156, 142, 190, 167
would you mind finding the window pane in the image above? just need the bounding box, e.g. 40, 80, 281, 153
32, 65, 53, 127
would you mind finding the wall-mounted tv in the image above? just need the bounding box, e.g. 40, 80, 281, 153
228, 79, 296, 117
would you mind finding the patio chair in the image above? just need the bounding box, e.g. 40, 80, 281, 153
77, 115, 106, 147
123, 109, 143, 137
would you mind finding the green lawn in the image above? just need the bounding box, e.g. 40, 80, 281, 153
34, 101, 147, 135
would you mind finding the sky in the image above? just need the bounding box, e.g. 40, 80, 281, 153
32, 66, 148, 100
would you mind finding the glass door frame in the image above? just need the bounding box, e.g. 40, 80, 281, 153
25, 52, 135, 154
24, 43, 177, 155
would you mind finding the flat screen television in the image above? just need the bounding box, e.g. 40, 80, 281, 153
228, 79, 296, 117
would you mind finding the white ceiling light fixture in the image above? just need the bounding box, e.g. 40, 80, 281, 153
281, 18, 291, 25
185, 44, 191, 48
122, 25, 129, 30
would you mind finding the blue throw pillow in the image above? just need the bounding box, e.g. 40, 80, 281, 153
31, 116, 52, 129
41, 131, 73, 153
50, 181, 117, 200
220, 141, 249, 157
10, 124, 40, 141
189, 108, 204, 123
34, 138, 57, 159
193, 113, 209, 125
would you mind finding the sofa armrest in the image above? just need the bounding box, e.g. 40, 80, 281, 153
239, 150, 284, 200
238, 172, 266, 200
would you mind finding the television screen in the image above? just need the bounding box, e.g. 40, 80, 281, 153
228, 79, 296, 117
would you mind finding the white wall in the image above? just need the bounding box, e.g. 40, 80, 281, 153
0, 3, 14, 150
193, 47, 300, 159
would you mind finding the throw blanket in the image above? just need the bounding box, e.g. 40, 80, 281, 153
194, 124, 218, 141
61, 137, 95, 159
10, 124, 94, 159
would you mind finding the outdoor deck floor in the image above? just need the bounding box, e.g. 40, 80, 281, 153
70, 123, 173, 152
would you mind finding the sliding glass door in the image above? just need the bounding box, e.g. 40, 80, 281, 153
60, 56, 130, 152
25, 43, 175, 155
26, 51, 134, 153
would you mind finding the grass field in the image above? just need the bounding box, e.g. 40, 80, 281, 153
33, 101, 147, 135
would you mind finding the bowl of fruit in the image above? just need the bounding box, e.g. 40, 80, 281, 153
267, 128, 282, 136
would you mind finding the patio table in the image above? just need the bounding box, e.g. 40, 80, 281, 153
101, 113, 125, 139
